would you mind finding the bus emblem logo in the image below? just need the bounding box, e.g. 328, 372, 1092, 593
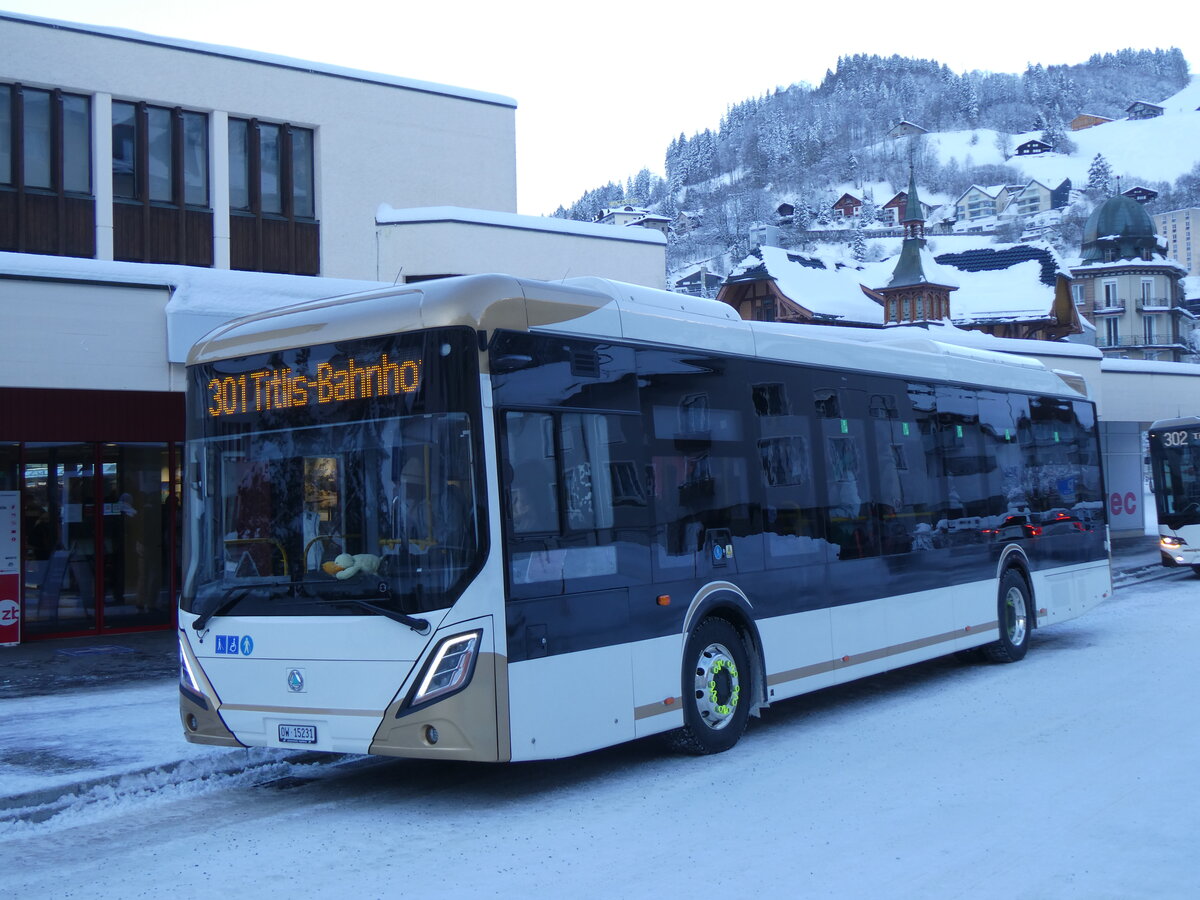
287, 668, 305, 692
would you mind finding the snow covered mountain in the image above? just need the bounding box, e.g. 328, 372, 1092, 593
554, 51, 1199, 279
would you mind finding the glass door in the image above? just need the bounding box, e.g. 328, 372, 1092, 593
22, 443, 99, 636
100, 443, 173, 629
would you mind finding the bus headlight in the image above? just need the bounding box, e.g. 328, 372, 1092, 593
180, 636, 203, 694
410, 630, 482, 708
1161, 536, 1186, 549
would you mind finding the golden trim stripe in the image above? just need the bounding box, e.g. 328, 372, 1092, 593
770, 620, 999, 687
634, 698, 682, 720
633, 620, 1002, 720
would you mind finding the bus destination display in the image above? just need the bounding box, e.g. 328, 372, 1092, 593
207, 353, 422, 418
1156, 428, 1200, 448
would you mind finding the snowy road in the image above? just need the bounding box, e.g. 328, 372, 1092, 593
2, 571, 1198, 898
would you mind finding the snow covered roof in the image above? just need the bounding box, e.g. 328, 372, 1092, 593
0, 251, 387, 363
934, 244, 1066, 323
728, 246, 884, 324
376, 206, 666, 245
726, 239, 1078, 329
0, 11, 517, 109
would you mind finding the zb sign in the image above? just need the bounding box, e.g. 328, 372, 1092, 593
1, 491, 19, 645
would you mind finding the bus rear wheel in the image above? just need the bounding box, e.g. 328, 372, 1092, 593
985, 570, 1031, 663
672, 617, 752, 755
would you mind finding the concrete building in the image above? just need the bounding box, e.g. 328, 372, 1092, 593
1154, 207, 1200, 277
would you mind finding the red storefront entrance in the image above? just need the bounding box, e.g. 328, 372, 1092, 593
0, 386, 184, 640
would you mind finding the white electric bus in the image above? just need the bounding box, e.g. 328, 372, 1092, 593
179, 274, 1111, 761
1149, 416, 1200, 573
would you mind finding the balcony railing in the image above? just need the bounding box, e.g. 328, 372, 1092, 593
1098, 335, 1189, 350
1136, 298, 1176, 310
1092, 302, 1125, 315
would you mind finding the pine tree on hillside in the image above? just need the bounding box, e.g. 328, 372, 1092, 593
1087, 153, 1114, 196
851, 217, 867, 261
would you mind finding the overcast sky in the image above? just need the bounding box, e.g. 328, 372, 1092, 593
5, 0, 1195, 214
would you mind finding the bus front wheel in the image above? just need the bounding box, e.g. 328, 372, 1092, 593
672, 617, 752, 754
985, 570, 1031, 663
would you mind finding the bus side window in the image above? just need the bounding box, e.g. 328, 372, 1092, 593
503, 412, 558, 535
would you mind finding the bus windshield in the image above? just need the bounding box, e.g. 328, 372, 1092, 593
182, 327, 484, 618
1151, 426, 1200, 530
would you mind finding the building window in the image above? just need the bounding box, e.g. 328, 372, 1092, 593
1144, 315, 1161, 344
1105, 318, 1120, 347
0, 82, 94, 258
228, 117, 319, 275
111, 101, 212, 266
1071, 283, 1085, 306
1103, 281, 1119, 306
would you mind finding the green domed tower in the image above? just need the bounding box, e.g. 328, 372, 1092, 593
1070, 195, 1191, 360
1078, 195, 1165, 264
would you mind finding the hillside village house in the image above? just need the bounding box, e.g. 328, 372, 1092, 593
832, 193, 864, 219
1126, 100, 1164, 120
887, 120, 927, 139
0, 11, 663, 642
1122, 186, 1159, 205
1016, 139, 1054, 155
1070, 113, 1113, 131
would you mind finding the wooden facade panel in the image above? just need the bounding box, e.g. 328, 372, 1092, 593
113, 201, 144, 261
260, 218, 291, 273
231, 214, 319, 275
295, 222, 320, 275
22, 193, 60, 255
146, 206, 178, 263
62, 196, 96, 258
185, 209, 214, 268
230, 213, 257, 270
0, 190, 17, 250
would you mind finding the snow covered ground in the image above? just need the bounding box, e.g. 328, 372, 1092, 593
1, 569, 1197, 898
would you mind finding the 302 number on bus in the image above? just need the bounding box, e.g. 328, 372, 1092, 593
1160, 431, 1200, 447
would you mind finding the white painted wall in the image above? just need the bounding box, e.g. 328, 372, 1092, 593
0, 278, 175, 391
1, 14, 517, 281
377, 221, 668, 288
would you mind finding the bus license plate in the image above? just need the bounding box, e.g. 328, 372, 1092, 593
278, 724, 317, 744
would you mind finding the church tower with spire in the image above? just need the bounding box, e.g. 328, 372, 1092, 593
876, 168, 957, 325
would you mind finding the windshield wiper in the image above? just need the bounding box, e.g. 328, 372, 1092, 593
339, 598, 430, 634
192, 587, 253, 631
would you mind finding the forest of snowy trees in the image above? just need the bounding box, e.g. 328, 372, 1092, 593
553, 48, 1196, 276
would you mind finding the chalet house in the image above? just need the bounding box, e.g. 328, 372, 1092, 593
1070, 113, 1112, 131
1016, 139, 1053, 156
954, 184, 1015, 222
1007, 180, 1055, 217
775, 202, 796, 224
716, 239, 1080, 342
832, 193, 863, 219
673, 210, 702, 234
596, 205, 652, 227
595, 205, 670, 236
934, 245, 1081, 341
1126, 100, 1164, 120
880, 191, 934, 225
887, 120, 928, 139
673, 266, 724, 298
1122, 186, 1159, 204
717, 246, 885, 327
